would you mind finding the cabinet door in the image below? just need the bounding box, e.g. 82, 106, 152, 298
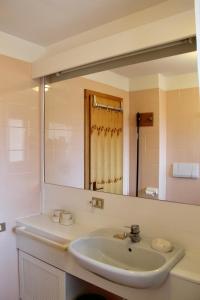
19, 251, 66, 300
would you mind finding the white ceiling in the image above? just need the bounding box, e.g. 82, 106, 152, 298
0, 0, 167, 46
113, 52, 198, 78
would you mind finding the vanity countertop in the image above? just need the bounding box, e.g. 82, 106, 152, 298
16, 214, 200, 285
16, 214, 97, 242
171, 250, 200, 284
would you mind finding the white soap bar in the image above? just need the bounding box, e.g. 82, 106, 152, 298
151, 238, 173, 253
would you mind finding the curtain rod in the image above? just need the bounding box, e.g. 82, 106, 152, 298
93, 96, 123, 112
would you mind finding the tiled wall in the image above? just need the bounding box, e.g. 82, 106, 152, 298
129, 89, 160, 196
43, 183, 200, 252
129, 86, 200, 204
158, 89, 167, 200
0, 55, 41, 300
166, 87, 200, 204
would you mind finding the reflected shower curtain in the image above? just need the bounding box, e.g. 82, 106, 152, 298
90, 96, 123, 194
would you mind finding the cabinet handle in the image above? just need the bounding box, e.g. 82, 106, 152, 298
15, 226, 69, 251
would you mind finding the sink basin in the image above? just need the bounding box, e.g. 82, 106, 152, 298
69, 230, 184, 288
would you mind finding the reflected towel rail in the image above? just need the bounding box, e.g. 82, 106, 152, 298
93, 96, 123, 112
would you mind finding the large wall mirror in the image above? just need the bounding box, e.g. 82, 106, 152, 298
44, 37, 200, 205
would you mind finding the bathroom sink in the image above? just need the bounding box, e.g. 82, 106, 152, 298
69, 230, 184, 288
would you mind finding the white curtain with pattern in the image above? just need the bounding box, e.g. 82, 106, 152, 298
90, 96, 123, 194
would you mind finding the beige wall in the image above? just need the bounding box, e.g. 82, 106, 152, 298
129, 89, 160, 196
44, 183, 200, 251
45, 76, 130, 193
0, 55, 41, 300
158, 89, 167, 200
129, 86, 200, 204
195, 0, 200, 87
166, 87, 200, 204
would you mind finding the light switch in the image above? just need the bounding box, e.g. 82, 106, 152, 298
0, 223, 6, 232
173, 163, 199, 178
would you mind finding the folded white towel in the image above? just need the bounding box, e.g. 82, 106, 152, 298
145, 187, 158, 196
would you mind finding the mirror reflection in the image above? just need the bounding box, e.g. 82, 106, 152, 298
45, 50, 200, 205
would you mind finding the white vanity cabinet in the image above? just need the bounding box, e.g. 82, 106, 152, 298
19, 251, 66, 300
18, 250, 120, 300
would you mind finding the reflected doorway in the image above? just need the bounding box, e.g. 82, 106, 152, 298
84, 89, 123, 194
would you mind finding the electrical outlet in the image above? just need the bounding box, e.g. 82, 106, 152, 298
0, 222, 6, 232
91, 197, 104, 209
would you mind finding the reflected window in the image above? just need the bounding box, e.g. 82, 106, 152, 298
8, 119, 25, 162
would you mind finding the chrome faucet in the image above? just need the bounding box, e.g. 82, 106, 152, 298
113, 224, 141, 242
127, 224, 141, 243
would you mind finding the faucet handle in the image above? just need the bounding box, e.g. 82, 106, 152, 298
124, 224, 140, 233
124, 225, 141, 243
130, 224, 140, 234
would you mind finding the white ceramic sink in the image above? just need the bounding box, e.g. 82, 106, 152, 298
69, 229, 184, 288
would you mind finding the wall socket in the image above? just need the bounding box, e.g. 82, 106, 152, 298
90, 197, 104, 209
0, 222, 6, 232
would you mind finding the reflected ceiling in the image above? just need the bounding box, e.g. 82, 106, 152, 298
113, 52, 197, 78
